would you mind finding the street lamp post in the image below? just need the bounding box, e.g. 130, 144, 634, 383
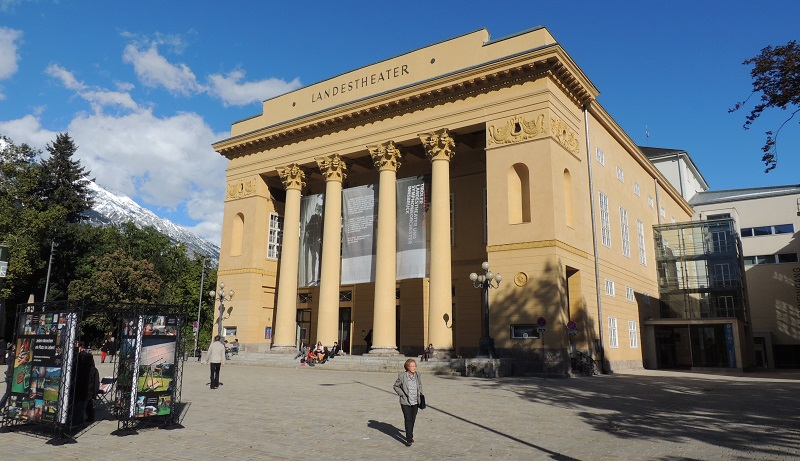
210, 282, 234, 339
469, 261, 502, 358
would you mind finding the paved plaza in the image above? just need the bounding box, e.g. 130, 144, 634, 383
2, 360, 799, 460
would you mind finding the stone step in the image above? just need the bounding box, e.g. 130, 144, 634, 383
208, 352, 511, 377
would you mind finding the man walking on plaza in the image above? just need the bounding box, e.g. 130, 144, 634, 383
204, 336, 226, 389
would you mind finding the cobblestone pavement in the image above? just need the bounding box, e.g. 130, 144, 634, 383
2, 361, 799, 460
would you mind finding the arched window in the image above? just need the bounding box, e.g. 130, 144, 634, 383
231, 212, 244, 256
507, 163, 531, 224
563, 169, 574, 227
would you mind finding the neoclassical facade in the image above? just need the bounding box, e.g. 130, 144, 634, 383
212, 27, 692, 372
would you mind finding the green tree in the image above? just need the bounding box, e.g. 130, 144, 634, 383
40, 133, 93, 222
730, 40, 800, 172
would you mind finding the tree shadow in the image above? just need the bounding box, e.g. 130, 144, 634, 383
458, 373, 800, 459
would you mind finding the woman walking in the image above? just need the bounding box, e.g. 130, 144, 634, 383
393, 358, 424, 446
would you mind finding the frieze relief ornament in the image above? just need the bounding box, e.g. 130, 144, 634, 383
419, 128, 456, 162
226, 179, 258, 200
368, 141, 403, 172
487, 113, 546, 145
550, 117, 580, 155
277, 163, 306, 190
316, 154, 348, 182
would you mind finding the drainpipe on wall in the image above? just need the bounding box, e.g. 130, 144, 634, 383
583, 103, 606, 374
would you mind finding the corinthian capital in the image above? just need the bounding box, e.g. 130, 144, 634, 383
316, 154, 348, 182
368, 141, 403, 172
419, 128, 456, 162
277, 163, 306, 191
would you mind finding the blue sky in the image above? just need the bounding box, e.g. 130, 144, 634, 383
1, 1, 798, 246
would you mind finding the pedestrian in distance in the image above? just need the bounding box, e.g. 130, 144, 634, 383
203, 335, 226, 389
393, 358, 424, 446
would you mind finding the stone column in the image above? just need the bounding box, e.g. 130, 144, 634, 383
315, 154, 347, 347
367, 141, 403, 355
270, 164, 305, 353
420, 129, 456, 358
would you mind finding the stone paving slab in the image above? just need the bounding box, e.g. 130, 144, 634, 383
1, 361, 799, 460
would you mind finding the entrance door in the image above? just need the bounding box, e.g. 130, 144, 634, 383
296, 309, 311, 349
338, 308, 351, 353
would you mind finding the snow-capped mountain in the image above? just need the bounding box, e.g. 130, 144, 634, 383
83, 181, 220, 260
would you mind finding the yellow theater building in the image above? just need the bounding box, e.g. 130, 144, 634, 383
211, 27, 694, 373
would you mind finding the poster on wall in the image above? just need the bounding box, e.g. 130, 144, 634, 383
130, 315, 179, 418
396, 176, 428, 280
6, 311, 76, 425
299, 193, 325, 287
341, 185, 377, 284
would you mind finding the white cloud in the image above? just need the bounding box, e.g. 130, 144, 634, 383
207, 70, 302, 107
0, 26, 22, 99
45, 64, 139, 112
123, 43, 203, 96
0, 114, 58, 152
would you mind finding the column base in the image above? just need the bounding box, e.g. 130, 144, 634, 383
269, 344, 297, 354
367, 347, 400, 356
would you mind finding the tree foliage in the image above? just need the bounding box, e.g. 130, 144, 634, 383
730, 40, 800, 172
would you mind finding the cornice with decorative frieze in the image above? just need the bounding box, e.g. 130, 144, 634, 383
487, 113, 546, 145
214, 51, 595, 160
218, 268, 278, 278
225, 178, 260, 201
549, 116, 581, 155
487, 239, 589, 259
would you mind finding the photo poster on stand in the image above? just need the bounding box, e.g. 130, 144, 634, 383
132, 314, 178, 418
6, 311, 76, 426
118, 316, 143, 419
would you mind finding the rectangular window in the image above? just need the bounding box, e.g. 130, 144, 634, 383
634, 182, 641, 197
643, 293, 651, 306
741, 228, 754, 237
605, 279, 615, 296
713, 263, 732, 287
616, 166, 624, 182
596, 147, 605, 165
629, 320, 638, 348
510, 324, 541, 339
648, 196, 654, 208
600, 192, 611, 247
609, 317, 618, 348
774, 224, 794, 234
626, 286, 635, 302
660, 206, 666, 218
637, 220, 647, 265
267, 213, 283, 259
778, 253, 799, 263
223, 326, 237, 337
711, 230, 728, 253
620, 207, 630, 257
753, 226, 771, 236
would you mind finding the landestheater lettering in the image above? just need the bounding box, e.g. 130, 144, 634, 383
311, 65, 409, 103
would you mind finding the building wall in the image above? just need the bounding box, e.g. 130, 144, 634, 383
694, 192, 800, 367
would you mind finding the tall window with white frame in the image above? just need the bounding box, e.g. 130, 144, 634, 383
608, 317, 618, 348
605, 279, 615, 296
636, 219, 647, 265
620, 207, 630, 257
267, 212, 283, 259
600, 192, 611, 247
628, 320, 638, 348
596, 147, 605, 165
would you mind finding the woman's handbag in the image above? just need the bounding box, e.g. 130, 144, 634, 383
418, 394, 426, 410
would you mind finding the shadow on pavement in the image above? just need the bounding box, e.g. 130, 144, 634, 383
367, 420, 405, 444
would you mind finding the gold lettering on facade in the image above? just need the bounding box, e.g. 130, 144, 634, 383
487, 113, 546, 145
316, 154, 348, 182
277, 163, 306, 191
311, 65, 410, 103
368, 141, 403, 172
419, 128, 456, 162
226, 179, 258, 200
550, 117, 580, 155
